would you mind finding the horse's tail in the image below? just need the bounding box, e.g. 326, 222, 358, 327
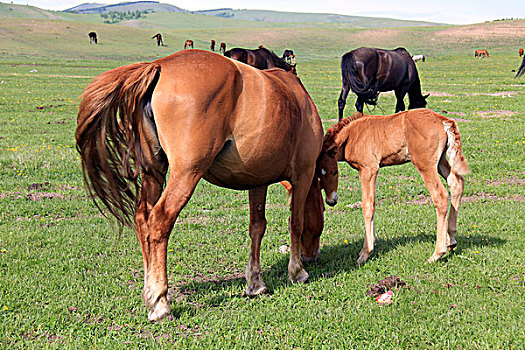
76, 62, 161, 226
342, 52, 379, 105
515, 57, 525, 78
443, 119, 469, 176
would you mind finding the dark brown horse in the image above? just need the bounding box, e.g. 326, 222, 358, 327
225, 47, 297, 75
210, 39, 216, 51
76, 49, 334, 321
283, 50, 296, 65
516, 55, 525, 78
219, 42, 226, 54
88, 32, 97, 44
152, 33, 163, 46
338, 47, 427, 119
184, 39, 193, 49
519, 48, 524, 57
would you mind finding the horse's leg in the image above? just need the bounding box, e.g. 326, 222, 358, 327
135, 172, 167, 300
142, 170, 202, 321
395, 89, 407, 113
288, 173, 313, 283
438, 154, 465, 251
245, 186, 268, 296
338, 84, 350, 120
355, 96, 364, 114
357, 166, 379, 265
415, 165, 449, 263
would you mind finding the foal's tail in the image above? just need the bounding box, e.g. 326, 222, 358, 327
76, 62, 161, 226
443, 120, 469, 176
341, 52, 379, 105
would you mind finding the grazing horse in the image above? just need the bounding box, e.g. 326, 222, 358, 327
210, 39, 216, 51
475, 49, 489, 58
152, 33, 163, 46
412, 54, 425, 62
516, 55, 525, 78
519, 48, 524, 57
322, 108, 468, 265
219, 42, 226, 54
88, 32, 97, 44
184, 39, 193, 49
338, 47, 428, 119
283, 50, 296, 65
76, 50, 330, 321
225, 47, 297, 75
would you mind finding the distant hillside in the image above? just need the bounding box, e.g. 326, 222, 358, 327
65, 1, 186, 14
194, 9, 444, 27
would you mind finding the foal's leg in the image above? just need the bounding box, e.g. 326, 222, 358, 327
357, 167, 379, 265
438, 154, 465, 251
288, 174, 312, 283
142, 170, 202, 321
245, 186, 268, 296
416, 166, 450, 263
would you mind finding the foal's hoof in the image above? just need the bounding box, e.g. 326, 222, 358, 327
356, 253, 370, 266
427, 252, 446, 263
147, 298, 171, 322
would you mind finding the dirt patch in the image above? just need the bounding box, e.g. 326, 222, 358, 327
432, 21, 525, 41
425, 91, 455, 97
486, 176, 525, 187
404, 193, 525, 205
468, 91, 523, 97
477, 110, 517, 118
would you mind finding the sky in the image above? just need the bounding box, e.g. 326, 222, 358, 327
8, 0, 525, 25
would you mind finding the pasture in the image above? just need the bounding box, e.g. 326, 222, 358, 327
0, 15, 524, 348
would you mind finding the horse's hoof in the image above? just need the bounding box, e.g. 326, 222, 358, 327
289, 268, 309, 283
245, 282, 267, 297
147, 298, 171, 322
447, 242, 457, 252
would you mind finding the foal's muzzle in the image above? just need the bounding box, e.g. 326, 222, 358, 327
325, 192, 338, 206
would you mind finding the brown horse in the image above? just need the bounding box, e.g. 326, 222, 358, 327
76, 50, 329, 321
152, 33, 163, 46
219, 42, 226, 54
184, 39, 193, 49
210, 39, 216, 51
225, 47, 297, 75
519, 48, 524, 57
475, 49, 489, 58
323, 108, 468, 265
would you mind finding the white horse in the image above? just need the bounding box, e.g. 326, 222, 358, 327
412, 54, 425, 62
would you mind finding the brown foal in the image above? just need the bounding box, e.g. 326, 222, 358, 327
323, 108, 469, 264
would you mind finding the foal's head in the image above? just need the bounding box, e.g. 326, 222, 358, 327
316, 139, 339, 206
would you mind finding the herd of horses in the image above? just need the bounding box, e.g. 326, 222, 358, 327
77, 35, 525, 320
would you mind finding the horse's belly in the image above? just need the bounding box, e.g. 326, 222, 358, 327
203, 140, 287, 190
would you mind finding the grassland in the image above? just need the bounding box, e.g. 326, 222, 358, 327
0, 12, 524, 349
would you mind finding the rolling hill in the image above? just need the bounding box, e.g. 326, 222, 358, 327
65, 1, 185, 14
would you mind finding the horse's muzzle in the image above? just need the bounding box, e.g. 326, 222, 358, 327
325, 192, 338, 206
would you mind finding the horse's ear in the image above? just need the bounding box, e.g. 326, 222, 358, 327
423, 93, 430, 99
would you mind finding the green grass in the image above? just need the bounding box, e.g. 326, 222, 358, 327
0, 16, 524, 349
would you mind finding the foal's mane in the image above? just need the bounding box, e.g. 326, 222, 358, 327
324, 113, 365, 147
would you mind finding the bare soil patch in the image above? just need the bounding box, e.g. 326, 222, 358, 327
477, 110, 517, 118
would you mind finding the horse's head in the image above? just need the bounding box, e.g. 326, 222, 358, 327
408, 93, 429, 109
316, 138, 339, 207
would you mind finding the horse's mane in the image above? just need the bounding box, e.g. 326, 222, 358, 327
324, 113, 365, 147
258, 47, 292, 68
